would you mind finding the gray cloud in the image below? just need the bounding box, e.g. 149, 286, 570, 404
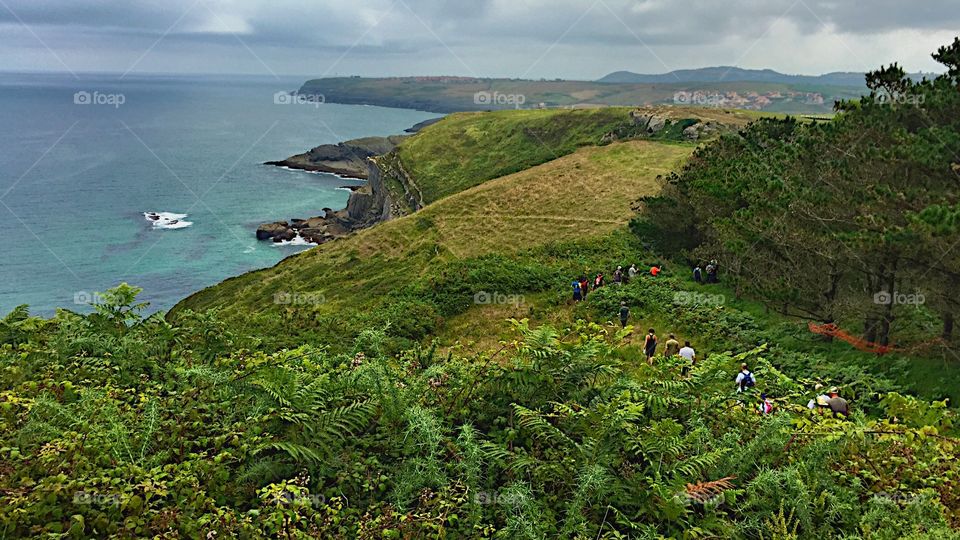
0, 0, 956, 77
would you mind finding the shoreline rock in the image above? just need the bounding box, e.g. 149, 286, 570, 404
257, 119, 436, 246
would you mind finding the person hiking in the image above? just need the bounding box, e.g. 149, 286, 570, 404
613, 266, 623, 285
650, 264, 662, 277
735, 363, 756, 393
579, 276, 590, 300
758, 393, 775, 415
827, 388, 849, 417
693, 265, 703, 284
679, 341, 697, 375
619, 301, 630, 328
643, 329, 658, 363
708, 259, 719, 283
806, 384, 832, 413
628, 264, 638, 281
594, 272, 604, 289
664, 333, 680, 357
571, 278, 582, 302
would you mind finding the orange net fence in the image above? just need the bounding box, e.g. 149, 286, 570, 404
807, 322, 950, 356
808, 322, 895, 354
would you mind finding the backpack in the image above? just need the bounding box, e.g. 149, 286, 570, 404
759, 399, 773, 414
741, 371, 755, 388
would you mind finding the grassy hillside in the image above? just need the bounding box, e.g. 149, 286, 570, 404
398, 107, 762, 204
174, 139, 693, 345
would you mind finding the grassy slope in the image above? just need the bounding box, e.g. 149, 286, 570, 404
175, 139, 692, 322
398, 107, 765, 204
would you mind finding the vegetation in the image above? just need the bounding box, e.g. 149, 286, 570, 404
636, 38, 960, 351
3, 40, 960, 540
2, 285, 957, 538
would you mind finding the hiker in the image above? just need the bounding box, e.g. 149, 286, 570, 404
579, 276, 590, 300
827, 388, 849, 417
619, 301, 630, 328
708, 259, 719, 283
806, 384, 832, 412
628, 264, 638, 281
613, 266, 624, 285
758, 393, 775, 415
679, 341, 697, 375
571, 278, 582, 302
693, 265, 703, 284
650, 264, 662, 277
664, 333, 680, 357
594, 272, 605, 289
735, 363, 756, 393
643, 328, 658, 363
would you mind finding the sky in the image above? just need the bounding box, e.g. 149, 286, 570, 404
0, 0, 956, 80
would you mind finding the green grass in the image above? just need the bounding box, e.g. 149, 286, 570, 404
396, 107, 762, 204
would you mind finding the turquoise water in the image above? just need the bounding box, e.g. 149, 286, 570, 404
0, 73, 438, 316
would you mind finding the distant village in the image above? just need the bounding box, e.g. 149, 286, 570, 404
672, 89, 826, 110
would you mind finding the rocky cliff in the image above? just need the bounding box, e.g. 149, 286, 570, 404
264, 135, 407, 179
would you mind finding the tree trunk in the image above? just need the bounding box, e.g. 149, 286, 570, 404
878, 260, 898, 346
943, 312, 954, 342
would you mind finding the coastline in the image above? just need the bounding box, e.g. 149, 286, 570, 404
256, 117, 439, 246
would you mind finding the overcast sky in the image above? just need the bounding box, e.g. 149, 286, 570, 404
1, 0, 956, 79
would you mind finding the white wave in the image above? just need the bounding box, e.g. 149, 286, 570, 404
270, 234, 317, 247
144, 211, 193, 230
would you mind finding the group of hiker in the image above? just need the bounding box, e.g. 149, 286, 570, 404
736, 362, 851, 417
692, 259, 720, 284
573, 258, 850, 418
571, 263, 664, 302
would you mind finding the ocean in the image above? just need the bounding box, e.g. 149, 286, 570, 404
0, 72, 438, 316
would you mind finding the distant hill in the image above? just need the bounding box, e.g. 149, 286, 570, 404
297, 76, 865, 114
598, 66, 933, 87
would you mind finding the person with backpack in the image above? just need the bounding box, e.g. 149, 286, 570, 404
571, 279, 582, 302
628, 264, 638, 281
757, 393, 774, 415
693, 265, 703, 284
619, 301, 630, 328
827, 388, 849, 417
594, 272, 604, 289
643, 328, 658, 364
613, 266, 624, 285
579, 276, 590, 300
735, 363, 756, 392
705, 263, 716, 284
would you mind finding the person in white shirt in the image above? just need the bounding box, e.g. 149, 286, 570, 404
735, 363, 756, 392
679, 341, 697, 376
